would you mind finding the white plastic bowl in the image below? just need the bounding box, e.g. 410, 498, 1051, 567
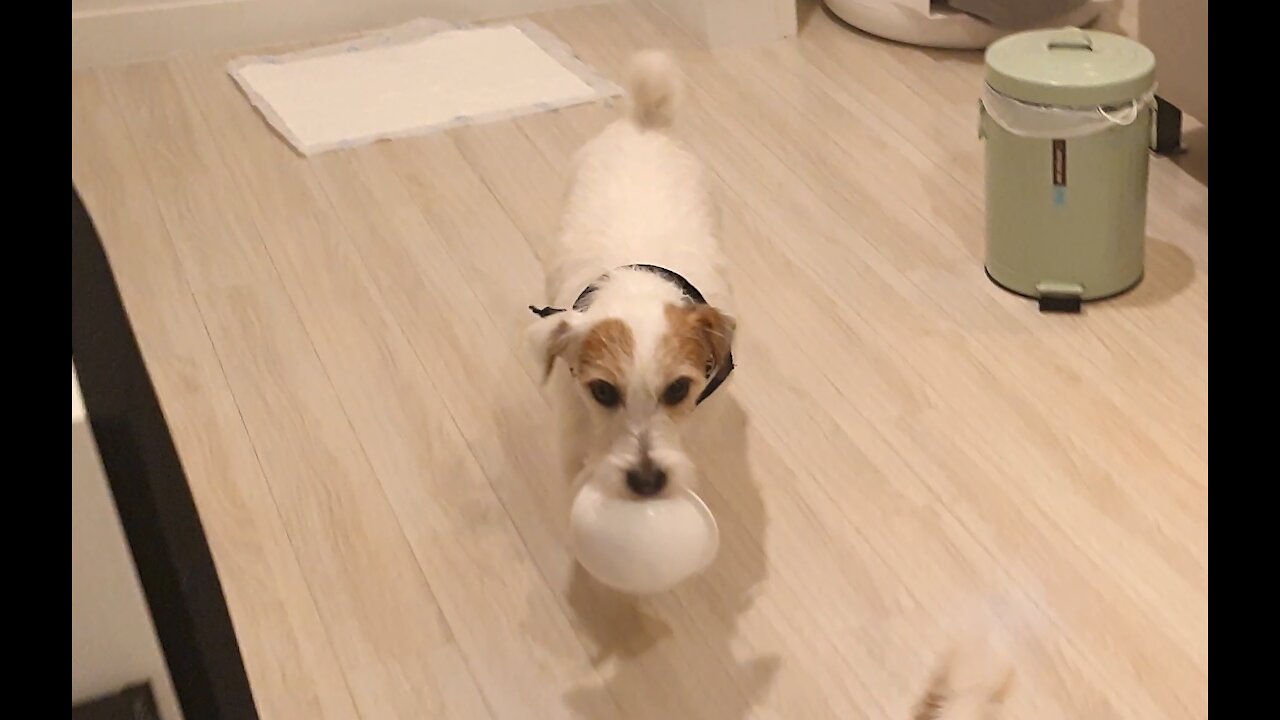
570, 485, 720, 595
823, 0, 1109, 50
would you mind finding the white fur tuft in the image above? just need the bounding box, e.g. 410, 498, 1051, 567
625, 50, 681, 130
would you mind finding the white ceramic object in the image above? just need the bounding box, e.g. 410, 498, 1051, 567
823, 0, 1110, 50
570, 485, 720, 595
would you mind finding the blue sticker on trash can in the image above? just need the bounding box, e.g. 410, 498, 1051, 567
1052, 139, 1067, 206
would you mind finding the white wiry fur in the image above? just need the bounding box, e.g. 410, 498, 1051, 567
542, 50, 731, 315
527, 50, 735, 503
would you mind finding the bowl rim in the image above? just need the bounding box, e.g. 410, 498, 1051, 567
569, 486, 721, 588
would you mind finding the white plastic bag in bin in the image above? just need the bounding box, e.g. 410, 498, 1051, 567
980, 83, 1156, 139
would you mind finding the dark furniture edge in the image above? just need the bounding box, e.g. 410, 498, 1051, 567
72, 184, 259, 720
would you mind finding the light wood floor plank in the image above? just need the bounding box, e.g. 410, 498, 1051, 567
97, 62, 493, 720
72, 71, 361, 720
70, 2, 1208, 717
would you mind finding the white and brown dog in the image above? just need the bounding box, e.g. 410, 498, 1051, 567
527, 50, 736, 502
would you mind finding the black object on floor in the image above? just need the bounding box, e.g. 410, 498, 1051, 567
72, 684, 159, 720
72, 184, 260, 720
1153, 95, 1184, 156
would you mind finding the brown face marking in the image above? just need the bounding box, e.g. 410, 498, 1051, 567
576, 318, 635, 385
661, 304, 736, 408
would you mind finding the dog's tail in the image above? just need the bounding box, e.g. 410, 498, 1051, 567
914, 635, 1015, 720
624, 50, 681, 130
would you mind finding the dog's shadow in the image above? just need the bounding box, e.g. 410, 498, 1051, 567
560, 394, 778, 719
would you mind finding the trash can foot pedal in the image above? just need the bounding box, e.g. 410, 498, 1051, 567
1038, 295, 1082, 313
1036, 282, 1084, 314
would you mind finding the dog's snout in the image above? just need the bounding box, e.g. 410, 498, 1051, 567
625, 432, 668, 497
625, 465, 668, 497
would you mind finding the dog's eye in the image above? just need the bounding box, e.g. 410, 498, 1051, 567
661, 377, 692, 406
588, 380, 622, 408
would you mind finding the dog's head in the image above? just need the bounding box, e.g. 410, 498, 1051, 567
528, 272, 735, 500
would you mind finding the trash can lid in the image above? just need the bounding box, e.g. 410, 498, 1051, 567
985, 28, 1156, 107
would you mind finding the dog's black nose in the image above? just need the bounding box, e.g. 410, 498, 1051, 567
625, 465, 668, 497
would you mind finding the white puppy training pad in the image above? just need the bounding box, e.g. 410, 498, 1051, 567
228, 19, 621, 155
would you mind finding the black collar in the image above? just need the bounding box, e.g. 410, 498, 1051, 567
529, 264, 735, 405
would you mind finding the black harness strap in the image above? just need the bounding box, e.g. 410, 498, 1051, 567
528, 264, 735, 405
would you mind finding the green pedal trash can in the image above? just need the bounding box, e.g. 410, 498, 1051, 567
979, 28, 1156, 313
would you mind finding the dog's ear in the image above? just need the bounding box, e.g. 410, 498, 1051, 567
691, 305, 736, 370
525, 313, 579, 382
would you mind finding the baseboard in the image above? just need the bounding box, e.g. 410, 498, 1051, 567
646, 0, 797, 48
72, 0, 610, 68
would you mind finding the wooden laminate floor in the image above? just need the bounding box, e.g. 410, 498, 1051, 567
71, 2, 1208, 718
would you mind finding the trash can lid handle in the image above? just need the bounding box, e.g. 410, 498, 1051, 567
1046, 28, 1094, 52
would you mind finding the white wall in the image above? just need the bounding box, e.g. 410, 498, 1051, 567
72, 365, 184, 720
1138, 0, 1207, 123
72, 0, 611, 67
72, 0, 195, 14
649, 0, 797, 48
